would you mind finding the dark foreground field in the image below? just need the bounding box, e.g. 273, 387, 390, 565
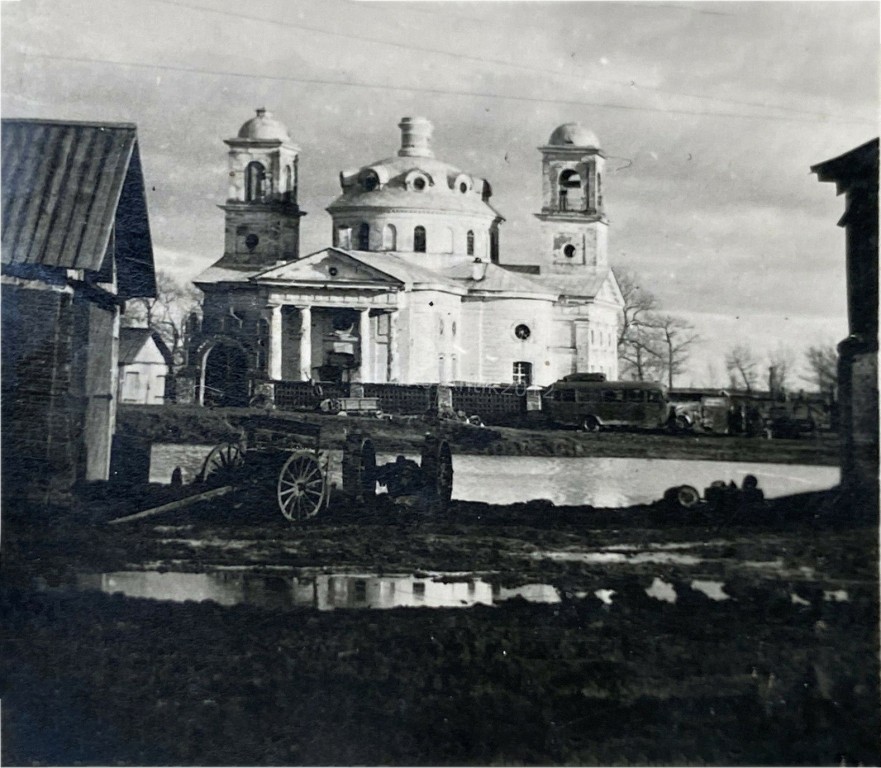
2, 486, 878, 766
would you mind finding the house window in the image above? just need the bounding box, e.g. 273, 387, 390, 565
285, 165, 294, 200
382, 223, 397, 250
414, 226, 426, 253
563, 244, 576, 259
490, 229, 499, 264
466, 230, 474, 256
357, 222, 370, 251
512, 361, 532, 386
514, 324, 531, 340
245, 161, 266, 202
336, 226, 352, 249
123, 370, 140, 402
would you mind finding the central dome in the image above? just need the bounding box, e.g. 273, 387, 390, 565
238, 108, 291, 142
548, 123, 600, 148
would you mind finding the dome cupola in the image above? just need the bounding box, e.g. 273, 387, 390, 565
237, 108, 292, 142
547, 123, 600, 149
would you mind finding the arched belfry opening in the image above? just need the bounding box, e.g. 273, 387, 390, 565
245, 161, 266, 202
558, 168, 584, 212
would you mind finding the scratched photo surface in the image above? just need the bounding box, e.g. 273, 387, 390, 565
1, 1, 878, 765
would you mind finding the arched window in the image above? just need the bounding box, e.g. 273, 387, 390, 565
382, 223, 397, 251
245, 161, 266, 202
558, 169, 582, 211
357, 222, 370, 251
336, 226, 352, 249
414, 226, 426, 253
466, 230, 475, 256
285, 165, 294, 199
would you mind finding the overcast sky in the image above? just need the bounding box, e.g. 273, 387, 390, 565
3, 0, 877, 386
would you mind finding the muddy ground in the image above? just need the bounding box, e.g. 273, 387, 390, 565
119, 404, 839, 465
2, 484, 878, 766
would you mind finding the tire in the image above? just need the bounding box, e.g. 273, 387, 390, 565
676, 485, 701, 509
582, 415, 601, 433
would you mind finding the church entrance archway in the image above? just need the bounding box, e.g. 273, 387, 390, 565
203, 343, 249, 407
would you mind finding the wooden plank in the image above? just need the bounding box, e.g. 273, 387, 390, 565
107, 485, 234, 525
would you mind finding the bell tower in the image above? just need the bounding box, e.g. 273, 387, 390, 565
534, 123, 608, 274
221, 108, 305, 267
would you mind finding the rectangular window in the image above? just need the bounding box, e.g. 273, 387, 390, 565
512, 361, 532, 386
647, 390, 664, 404
123, 371, 140, 402
625, 389, 645, 403
602, 389, 624, 403
560, 389, 576, 402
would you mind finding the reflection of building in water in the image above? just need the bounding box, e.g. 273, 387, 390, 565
78, 570, 563, 611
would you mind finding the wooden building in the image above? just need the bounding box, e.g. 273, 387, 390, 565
1, 118, 156, 502
812, 138, 879, 510
118, 327, 171, 405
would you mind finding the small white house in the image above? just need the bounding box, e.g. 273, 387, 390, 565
118, 328, 171, 405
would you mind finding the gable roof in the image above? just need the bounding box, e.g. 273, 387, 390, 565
443, 262, 557, 298
1, 118, 156, 298
528, 268, 611, 299
252, 248, 407, 288
118, 327, 172, 366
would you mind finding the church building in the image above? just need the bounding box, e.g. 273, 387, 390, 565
189, 110, 623, 405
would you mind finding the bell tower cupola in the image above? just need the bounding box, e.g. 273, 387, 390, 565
535, 123, 608, 273
221, 108, 305, 266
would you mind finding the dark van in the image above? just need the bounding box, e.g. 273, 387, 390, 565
544, 375, 673, 432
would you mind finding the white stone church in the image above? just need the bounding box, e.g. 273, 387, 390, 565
191, 109, 623, 403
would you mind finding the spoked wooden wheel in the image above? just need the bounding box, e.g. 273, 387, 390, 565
277, 451, 326, 521
420, 436, 454, 514
199, 442, 245, 486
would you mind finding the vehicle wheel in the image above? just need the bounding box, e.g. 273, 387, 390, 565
582, 415, 601, 433
420, 436, 454, 514
199, 442, 245, 486
342, 433, 377, 506
277, 451, 326, 521
675, 485, 701, 509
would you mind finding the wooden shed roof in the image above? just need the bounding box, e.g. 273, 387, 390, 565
1, 118, 156, 298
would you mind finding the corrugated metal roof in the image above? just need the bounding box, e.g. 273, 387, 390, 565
1, 118, 156, 297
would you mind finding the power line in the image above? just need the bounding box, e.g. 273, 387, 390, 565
141, 0, 864, 123
23, 51, 874, 127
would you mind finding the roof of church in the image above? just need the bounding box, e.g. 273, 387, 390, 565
327, 118, 503, 219
235, 108, 293, 143
443, 262, 557, 298
193, 260, 267, 285
546, 123, 601, 149
529, 268, 611, 299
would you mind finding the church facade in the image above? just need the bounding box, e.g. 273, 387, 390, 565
189, 110, 623, 404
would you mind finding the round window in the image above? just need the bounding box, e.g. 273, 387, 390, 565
328, 266, 339, 277
459, 182, 468, 193
413, 177, 426, 191
245, 233, 260, 250
514, 324, 531, 340
563, 244, 576, 258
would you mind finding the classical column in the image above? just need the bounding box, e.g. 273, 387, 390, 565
386, 310, 399, 382
358, 308, 371, 382
267, 303, 283, 381
296, 305, 312, 381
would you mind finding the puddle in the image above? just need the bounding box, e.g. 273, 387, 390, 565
645, 577, 677, 603
533, 550, 702, 566
690, 580, 730, 601
68, 570, 561, 611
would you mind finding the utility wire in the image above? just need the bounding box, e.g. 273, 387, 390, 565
142, 0, 864, 123
23, 51, 874, 127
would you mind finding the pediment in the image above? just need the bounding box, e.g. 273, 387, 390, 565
251, 248, 404, 287
600, 269, 625, 306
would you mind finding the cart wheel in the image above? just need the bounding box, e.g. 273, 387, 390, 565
420, 436, 454, 514
342, 433, 377, 506
199, 442, 245, 486
277, 451, 326, 521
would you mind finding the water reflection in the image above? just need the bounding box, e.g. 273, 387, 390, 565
75, 571, 561, 611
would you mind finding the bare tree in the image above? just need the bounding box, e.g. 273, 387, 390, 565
616, 269, 663, 381
803, 343, 838, 393
725, 344, 760, 392
767, 344, 795, 394
123, 270, 203, 369
649, 314, 699, 389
